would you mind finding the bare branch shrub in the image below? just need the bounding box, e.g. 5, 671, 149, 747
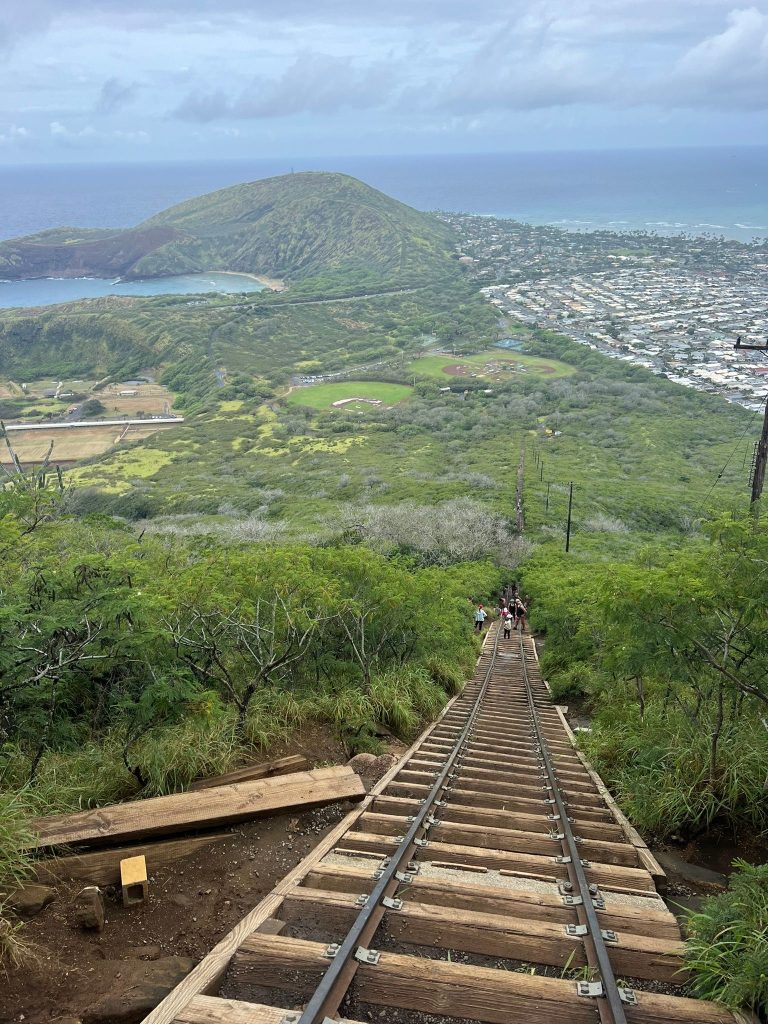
333, 497, 533, 567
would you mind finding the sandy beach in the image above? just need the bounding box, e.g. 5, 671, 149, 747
215, 270, 287, 291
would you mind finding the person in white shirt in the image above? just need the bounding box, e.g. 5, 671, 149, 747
473, 604, 487, 632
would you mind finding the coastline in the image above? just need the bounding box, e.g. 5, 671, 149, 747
214, 270, 287, 292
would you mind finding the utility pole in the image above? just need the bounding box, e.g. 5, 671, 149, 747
751, 401, 768, 506
565, 481, 574, 552
733, 336, 768, 506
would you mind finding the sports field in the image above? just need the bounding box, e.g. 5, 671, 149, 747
407, 351, 575, 381
286, 380, 414, 411
2, 422, 177, 464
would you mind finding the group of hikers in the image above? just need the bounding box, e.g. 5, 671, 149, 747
472, 585, 528, 637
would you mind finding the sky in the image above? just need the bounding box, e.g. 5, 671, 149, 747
0, 0, 767, 164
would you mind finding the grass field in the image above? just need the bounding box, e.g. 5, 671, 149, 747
286, 380, 414, 410
3, 422, 178, 463
407, 350, 576, 381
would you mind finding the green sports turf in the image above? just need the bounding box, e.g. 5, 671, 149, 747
286, 380, 415, 410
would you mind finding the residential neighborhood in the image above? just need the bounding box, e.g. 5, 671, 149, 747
444, 213, 768, 409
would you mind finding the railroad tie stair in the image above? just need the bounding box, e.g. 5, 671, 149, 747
143, 625, 757, 1024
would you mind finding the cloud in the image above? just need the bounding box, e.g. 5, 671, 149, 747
424, 18, 616, 113
670, 7, 768, 109
0, 123, 32, 145
0, 1, 56, 54
94, 76, 138, 114
50, 120, 96, 140
174, 52, 398, 121
2, 0, 768, 159
49, 120, 150, 146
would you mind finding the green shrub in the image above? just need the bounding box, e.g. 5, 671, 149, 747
548, 663, 591, 702
583, 702, 768, 837
685, 860, 768, 1015
425, 655, 465, 696
370, 667, 446, 739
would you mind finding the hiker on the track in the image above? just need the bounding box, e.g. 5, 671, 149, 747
514, 598, 527, 632
474, 604, 487, 632
502, 615, 512, 640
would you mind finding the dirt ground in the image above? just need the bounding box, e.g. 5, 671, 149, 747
0, 725, 401, 1024
3, 424, 174, 463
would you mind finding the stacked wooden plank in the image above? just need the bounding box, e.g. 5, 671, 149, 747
138, 631, 754, 1024
188, 754, 309, 791
30, 766, 365, 851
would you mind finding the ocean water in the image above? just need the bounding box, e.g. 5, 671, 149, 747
0, 146, 766, 244
0, 272, 265, 309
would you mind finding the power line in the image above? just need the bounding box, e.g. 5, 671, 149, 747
695, 398, 765, 513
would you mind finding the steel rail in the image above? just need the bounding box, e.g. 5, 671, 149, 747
518, 631, 630, 1024
295, 625, 503, 1024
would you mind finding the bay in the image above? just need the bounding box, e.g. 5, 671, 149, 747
0, 271, 265, 309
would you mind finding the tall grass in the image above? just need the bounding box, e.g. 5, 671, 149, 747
0, 792, 35, 893
2, 741, 136, 815
582, 702, 768, 837
685, 860, 768, 1015
0, 792, 37, 967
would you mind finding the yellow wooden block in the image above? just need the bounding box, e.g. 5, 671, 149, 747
120, 854, 147, 906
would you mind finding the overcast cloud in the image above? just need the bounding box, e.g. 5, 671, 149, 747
0, 0, 766, 163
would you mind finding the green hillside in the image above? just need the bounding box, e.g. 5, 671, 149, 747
0, 172, 456, 289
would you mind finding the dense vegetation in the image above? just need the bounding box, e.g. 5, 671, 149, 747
523, 511, 768, 838
0, 485, 496, 806
0, 471, 498, 951
684, 860, 768, 1016
0, 173, 455, 289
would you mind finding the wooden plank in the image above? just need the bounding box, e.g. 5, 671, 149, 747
382, 780, 612, 823
371, 793, 626, 842
34, 832, 232, 886
229, 933, 600, 1024
174, 995, 365, 1024
279, 887, 686, 982
188, 755, 309, 791
402, 769, 607, 809
31, 767, 365, 850
340, 831, 657, 890
358, 811, 641, 867
302, 862, 681, 940
175, 996, 289, 1024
